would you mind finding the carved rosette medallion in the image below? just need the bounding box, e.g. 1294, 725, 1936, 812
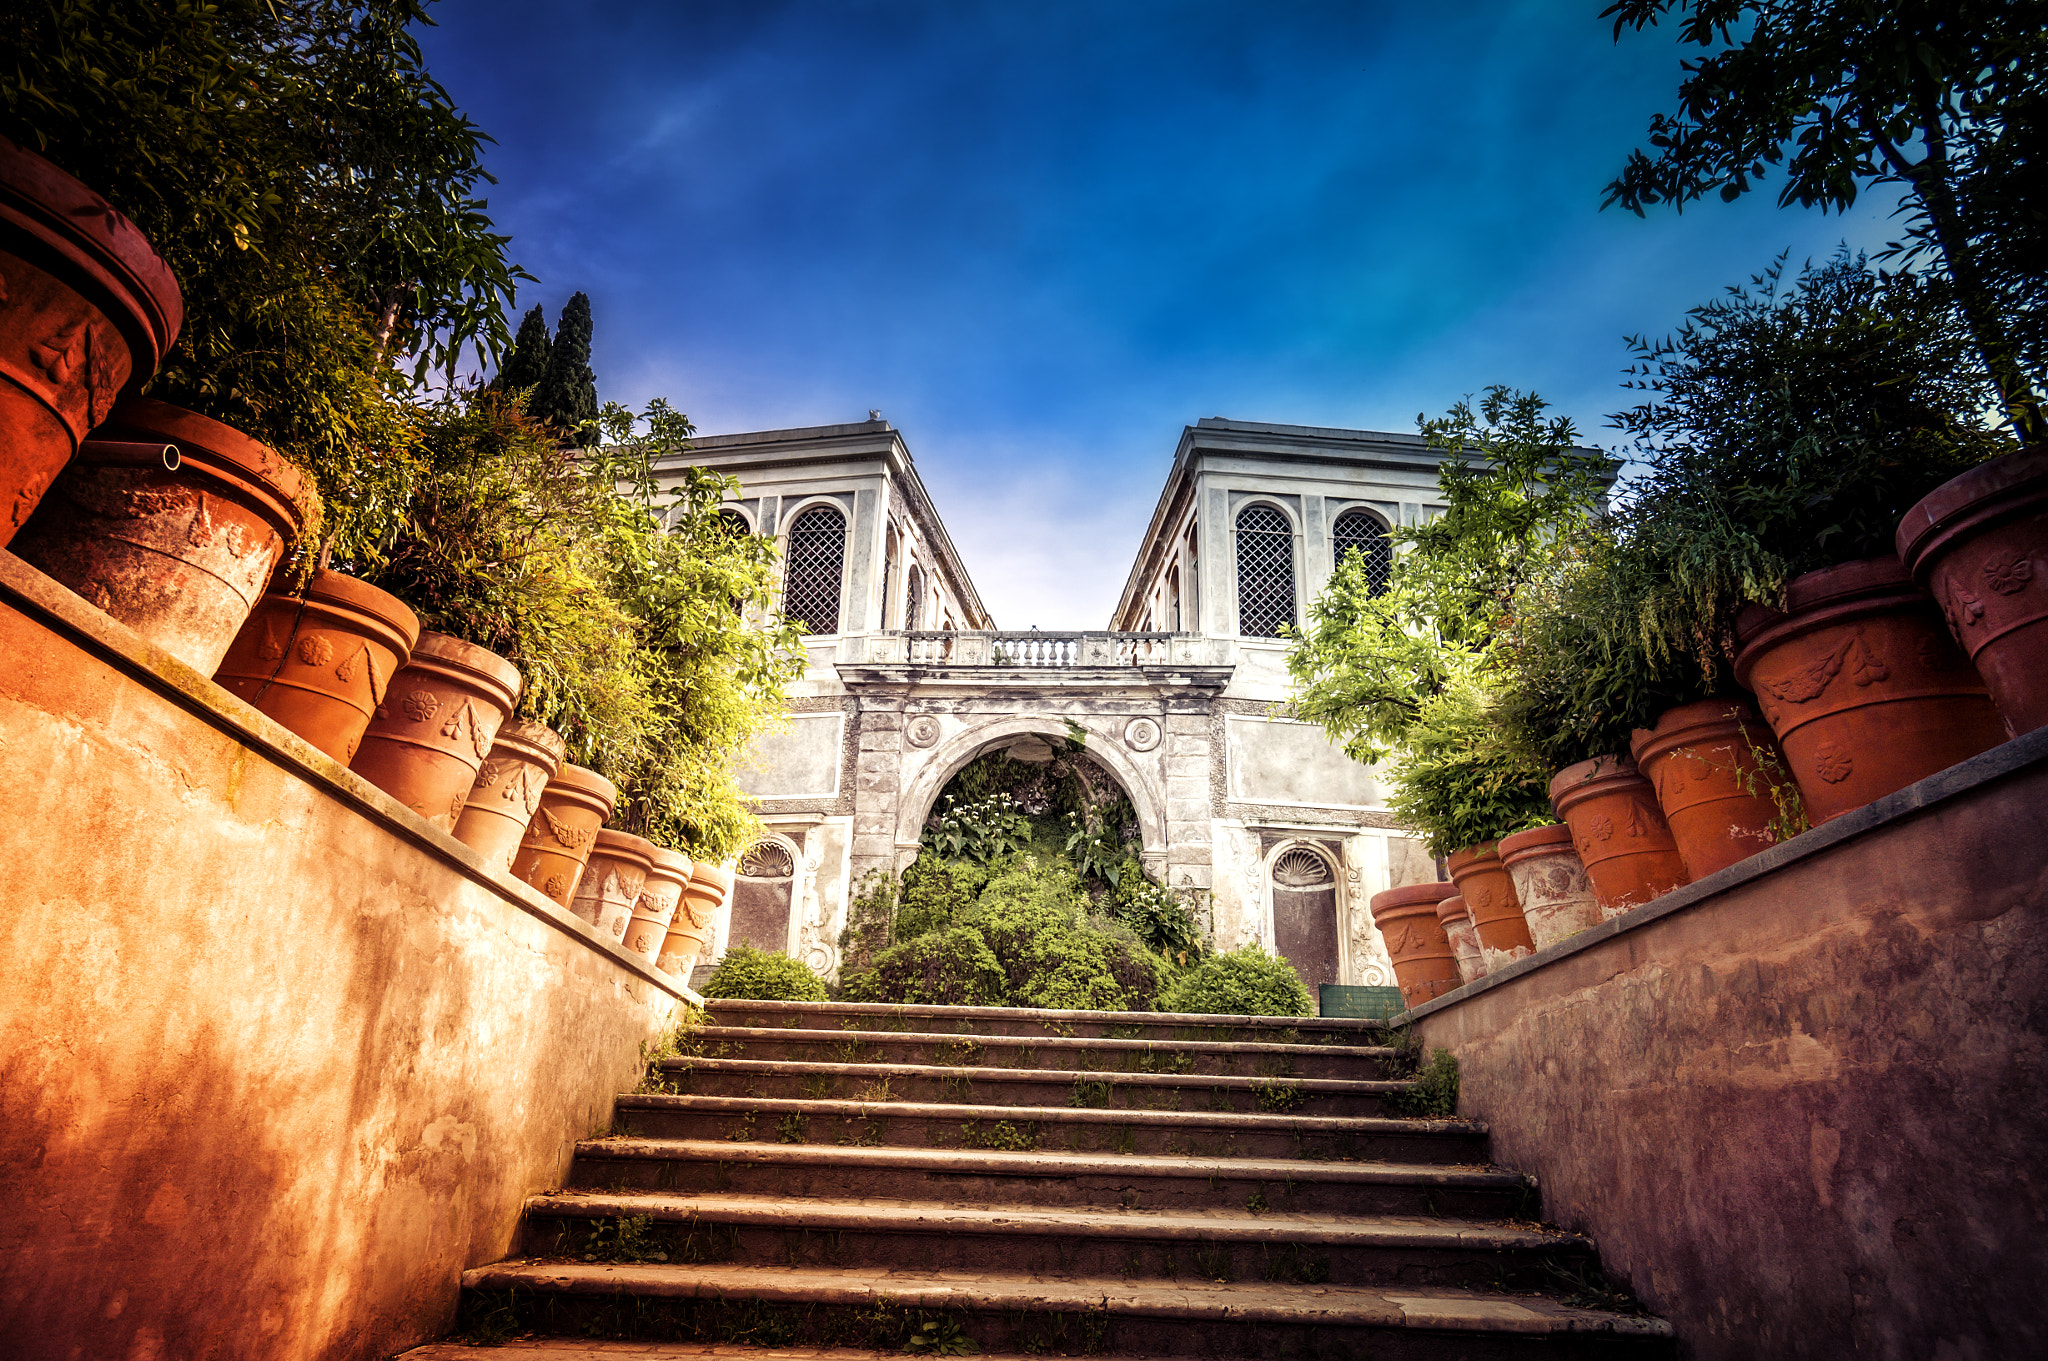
905, 715, 941, 748
1123, 717, 1161, 751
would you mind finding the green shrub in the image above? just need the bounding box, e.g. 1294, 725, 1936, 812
966, 861, 1168, 1012
700, 944, 827, 1002
842, 927, 1008, 1008
1390, 1048, 1460, 1118
1158, 945, 1314, 1017
894, 856, 985, 940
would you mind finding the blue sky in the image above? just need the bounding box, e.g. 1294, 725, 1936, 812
419, 0, 1906, 629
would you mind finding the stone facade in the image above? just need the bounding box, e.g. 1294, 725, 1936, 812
665, 417, 1456, 992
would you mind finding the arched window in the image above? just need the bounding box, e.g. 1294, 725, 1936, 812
1235, 504, 1296, 637
783, 505, 846, 634
1332, 509, 1393, 596
716, 508, 751, 539
904, 564, 923, 631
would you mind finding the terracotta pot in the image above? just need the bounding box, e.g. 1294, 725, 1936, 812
14, 400, 311, 672
684, 860, 737, 940
453, 720, 566, 870
1897, 450, 2048, 738
0, 136, 181, 546
626, 846, 692, 962
1549, 756, 1690, 917
1498, 824, 1601, 949
510, 763, 617, 908
1629, 698, 1794, 880
1367, 881, 1461, 1009
1445, 841, 1533, 973
1733, 556, 2007, 823
1435, 894, 1485, 986
214, 570, 420, 763
571, 830, 657, 944
350, 631, 522, 831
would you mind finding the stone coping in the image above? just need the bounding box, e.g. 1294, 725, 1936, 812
1401, 721, 2048, 1025
0, 548, 700, 1007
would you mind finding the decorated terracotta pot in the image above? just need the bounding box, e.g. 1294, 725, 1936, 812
214, 569, 420, 763
1733, 556, 2006, 823
350, 631, 522, 832
626, 846, 692, 962
510, 763, 617, 908
1549, 756, 1689, 917
1445, 841, 1533, 974
15, 400, 312, 673
454, 720, 566, 870
682, 860, 738, 954
0, 136, 181, 547
1630, 699, 1794, 880
1367, 881, 1461, 1009
571, 830, 657, 944
1498, 824, 1601, 949
1897, 450, 2048, 738
1435, 893, 1485, 986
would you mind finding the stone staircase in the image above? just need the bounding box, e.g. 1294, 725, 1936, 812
456, 999, 1673, 1357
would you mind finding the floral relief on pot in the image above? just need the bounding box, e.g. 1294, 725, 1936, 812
1897, 451, 2048, 738
1446, 841, 1533, 970
1549, 756, 1690, 918
351, 631, 522, 832
453, 720, 566, 869
1499, 824, 1601, 950
1367, 882, 1461, 1009
510, 764, 617, 908
1436, 895, 1485, 986
1733, 557, 2005, 823
571, 830, 656, 944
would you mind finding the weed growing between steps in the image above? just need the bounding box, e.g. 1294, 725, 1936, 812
1389, 1048, 1461, 1118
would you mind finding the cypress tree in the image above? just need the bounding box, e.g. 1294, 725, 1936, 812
533, 291, 599, 446
492, 304, 552, 396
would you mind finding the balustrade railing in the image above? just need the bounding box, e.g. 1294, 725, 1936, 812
897, 631, 1185, 667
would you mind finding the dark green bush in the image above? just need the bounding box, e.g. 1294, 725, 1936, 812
1390, 1048, 1460, 1118
842, 927, 1007, 1008
894, 856, 986, 940
966, 862, 1168, 1013
700, 944, 827, 1003
1158, 945, 1314, 1017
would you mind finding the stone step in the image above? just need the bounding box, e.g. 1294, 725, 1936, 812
703, 997, 1390, 1045
683, 1023, 1400, 1079
653, 1055, 1409, 1117
405, 1344, 1167, 1360
459, 1261, 1676, 1359
566, 1138, 1528, 1217
515, 1189, 1592, 1289
613, 1091, 1494, 1167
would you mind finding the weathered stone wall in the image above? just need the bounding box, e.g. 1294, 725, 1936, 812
0, 553, 687, 1361
1411, 730, 2048, 1360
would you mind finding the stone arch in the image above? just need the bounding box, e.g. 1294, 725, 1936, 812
893, 715, 1167, 870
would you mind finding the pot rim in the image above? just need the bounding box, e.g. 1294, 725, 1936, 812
89, 399, 311, 546
1443, 841, 1501, 874
1433, 893, 1472, 926
1731, 556, 1929, 682
488, 719, 567, 766
261, 569, 420, 663
689, 862, 737, 892
1628, 698, 1771, 768
1547, 754, 1637, 805
1498, 823, 1574, 861
543, 763, 618, 817
408, 630, 524, 711
0, 135, 183, 368
589, 828, 657, 868
1368, 881, 1457, 914
1896, 449, 2048, 572
646, 846, 694, 878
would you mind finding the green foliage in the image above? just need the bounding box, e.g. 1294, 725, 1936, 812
533, 290, 600, 445
842, 927, 1008, 1008
0, 0, 528, 555
1289, 388, 1607, 850
964, 861, 1168, 1012
1610, 253, 2010, 635
701, 944, 829, 1003
894, 856, 987, 939
923, 792, 1032, 864
1389, 1047, 1460, 1118
1157, 945, 1314, 1018
835, 871, 897, 981
1605, 0, 2047, 443
345, 392, 802, 857
1105, 863, 1208, 965
493, 304, 552, 395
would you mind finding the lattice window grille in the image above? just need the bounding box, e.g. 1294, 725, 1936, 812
904, 564, 923, 632
1272, 847, 1333, 887
783, 506, 846, 635
1235, 504, 1296, 638
1332, 509, 1393, 597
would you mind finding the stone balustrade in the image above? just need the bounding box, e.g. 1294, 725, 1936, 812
841, 630, 1234, 670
